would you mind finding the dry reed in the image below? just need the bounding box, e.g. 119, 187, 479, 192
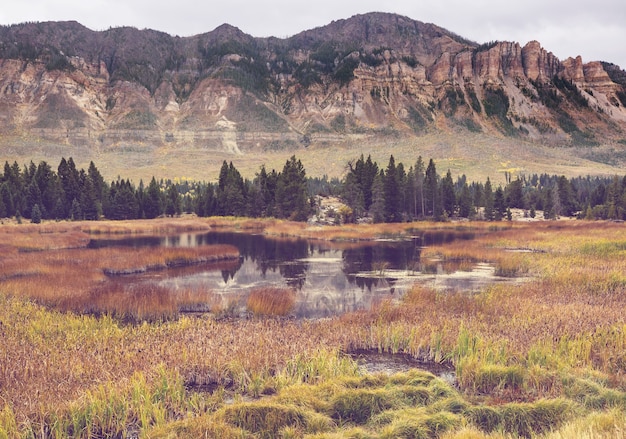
2, 218, 626, 437
246, 287, 297, 317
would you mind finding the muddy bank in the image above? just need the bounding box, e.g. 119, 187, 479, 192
349, 349, 456, 385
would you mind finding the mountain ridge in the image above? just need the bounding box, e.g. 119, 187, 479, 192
0, 12, 625, 181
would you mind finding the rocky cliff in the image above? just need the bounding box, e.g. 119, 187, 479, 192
0, 12, 625, 156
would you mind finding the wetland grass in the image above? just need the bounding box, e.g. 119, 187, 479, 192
3, 219, 626, 437
246, 287, 297, 317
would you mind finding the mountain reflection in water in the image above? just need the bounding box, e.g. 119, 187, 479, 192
88, 230, 476, 318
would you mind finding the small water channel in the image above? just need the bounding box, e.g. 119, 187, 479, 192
88, 229, 517, 319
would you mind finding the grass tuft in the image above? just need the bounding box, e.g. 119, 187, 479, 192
246, 287, 297, 317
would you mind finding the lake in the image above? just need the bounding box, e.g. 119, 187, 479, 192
87, 229, 514, 319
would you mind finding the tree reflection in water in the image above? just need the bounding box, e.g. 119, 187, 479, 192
87, 230, 477, 318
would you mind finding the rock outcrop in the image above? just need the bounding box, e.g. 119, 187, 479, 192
0, 12, 624, 152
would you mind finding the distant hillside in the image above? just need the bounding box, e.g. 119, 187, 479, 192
0, 12, 625, 181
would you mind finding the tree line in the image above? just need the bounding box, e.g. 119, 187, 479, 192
1, 154, 626, 224
0, 156, 311, 223
340, 154, 626, 222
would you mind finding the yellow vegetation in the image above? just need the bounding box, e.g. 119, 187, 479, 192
2, 219, 626, 437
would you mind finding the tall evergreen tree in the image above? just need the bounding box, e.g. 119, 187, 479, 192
483, 178, 494, 221
458, 182, 474, 218
414, 156, 426, 218
505, 178, 524, 209
143, 177, 163, 219
0, 189, 5, 218
275, 156, 310, 221
557, 175, 576, 217
404, 166, 417, 220
30, 204, 42, 224
81, 175, 101, 220
441, 170, 456, 217
0, 182, 14, 217
165, 184, 182, 217
342, 171, 365, 218
369, 171, 386, 223
424, 159, 439, 217
217, 162, 246, 216
109, 180, 139, 220
494, 186, 506, 221
383, 155, 402, 222
58, 157, 81, 218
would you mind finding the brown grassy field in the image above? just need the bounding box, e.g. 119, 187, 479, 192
2, 218, 626, 437
1, 131, 622, 184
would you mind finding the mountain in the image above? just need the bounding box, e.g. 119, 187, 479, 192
0, 12, 625, 181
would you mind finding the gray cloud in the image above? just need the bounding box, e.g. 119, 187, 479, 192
1, 0, 625, 68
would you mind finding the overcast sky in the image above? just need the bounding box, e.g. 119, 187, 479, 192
2, 0, 625, 70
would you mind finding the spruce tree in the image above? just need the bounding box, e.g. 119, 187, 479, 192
441, 170, 456, 217
424, 159, 439, 217
165, 184, 181, 217
458, 183, 473, 218
414, 156, 425, 218
30, 204, 42, 224
383, 155, 402, 222
484, 178, 494, 221
494, 187, 506, 220
369, 172, 386, 223
144, 177, 163, 219
275, 156, 309, 221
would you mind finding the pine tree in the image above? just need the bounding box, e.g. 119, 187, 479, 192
0, 182, 14, 217
31, 204, 42, 224
275, 156, 309, 221
195, 184, 216, 217
110, 180, 139, 220
458, 182, 473, 218
441, 170, 456, 217
26, 180, 43, 219
414, 156, 425, 218
543, 188, 555, 220
383, 155, 402, 222
424, 159, 439, 218
165, 184, 181, 217
81, 175, 101, 220
494, 187, 506, 220
342, 172, 365, 218
505, 178, 524, 209
552, 176, 573, 217
404, 167, 417, 220
0, 190, 5, 218
58, 157, 81, 218
217, 162, 246, 216
70, 198, 83, 221
369, 172, 386, 223
143, 177, 163, 219
484, 178, 494, 221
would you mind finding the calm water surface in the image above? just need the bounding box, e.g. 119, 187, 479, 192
89, 230, 484, 318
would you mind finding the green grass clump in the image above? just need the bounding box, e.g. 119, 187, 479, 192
375, 408, 461, 439
329, 388, 397, 425
143, 417, 247, 438
465, 398, 576, 437
562, 376, 626, 410
221, 401, 333, 438
468, 363, 526, 394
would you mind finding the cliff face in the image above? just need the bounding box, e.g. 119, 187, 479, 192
0, 12, 625, 153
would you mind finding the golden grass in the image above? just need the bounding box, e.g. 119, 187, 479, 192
3, 218, 626, 437
0, 224, 240, 319
247, 287, 297, 317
